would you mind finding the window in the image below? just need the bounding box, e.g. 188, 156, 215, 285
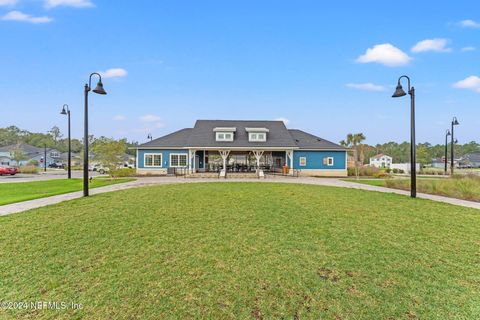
299, 157, 307, 166
249, 132, 266, 142
144, 153, 162, 167
323, 157, 334, 166
170, 154, 187, 167
50, 151, 59, 158
216, 132, 234, 141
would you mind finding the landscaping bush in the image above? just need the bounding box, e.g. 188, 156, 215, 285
373, 171, 390, 178
27, 160, 39, 166
18, 165, 39, 174
385, 168, 391, 173
392, 168, 399, 174
385, 174, 480, 201
110, 168, 136, 177
348, 166, 381, 177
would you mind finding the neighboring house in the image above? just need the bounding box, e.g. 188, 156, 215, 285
459, 152, 480, 168
369, 154, 392, 168
431, 157, 447, 169
0, 143, 63, 167
134, 120, 348, 177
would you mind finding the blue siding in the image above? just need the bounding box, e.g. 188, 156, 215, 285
137, 149, 188, 168
293, 150, 346, 170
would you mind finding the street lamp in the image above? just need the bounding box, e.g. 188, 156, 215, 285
392, 75, 416, 198
444, 129, 451, 175
147, 133, 153, 141
83, 73, 107, 197
450, 117, 459, 175
60, 104, 72, 179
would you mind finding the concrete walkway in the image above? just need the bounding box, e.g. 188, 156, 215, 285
1, 176, 479, 217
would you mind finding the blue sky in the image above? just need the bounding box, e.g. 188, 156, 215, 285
0, 0, 479, 145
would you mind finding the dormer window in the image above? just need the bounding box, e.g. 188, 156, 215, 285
249, 132, 266, 142
214, 127, 236, 142
216, 132, 234, 141
246, 127, 269, 142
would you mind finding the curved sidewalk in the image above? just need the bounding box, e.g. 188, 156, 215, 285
1, 176, 479, 217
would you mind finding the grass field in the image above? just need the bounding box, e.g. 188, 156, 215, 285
0, 178, 134, 205
345, 175, 480, 202
0, 183, 479, 319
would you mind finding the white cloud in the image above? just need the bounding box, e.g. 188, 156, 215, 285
345, 83, 386, 92
452, 76, 480, 93
274, 117, 290, 125
1, 11, 52, 23
99, 68, 127, 79
356, 43, 412, 67
458, 19, 480, 28
411, 38, 451, 53
0, 0, 18, 6
113, 115, 126, 121
140, 114, 162, 123
461, 46, 476, 52
44, 0, 94, 8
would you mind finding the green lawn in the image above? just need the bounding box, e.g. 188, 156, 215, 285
0, 183, 479, 319
0, 178, 134, 205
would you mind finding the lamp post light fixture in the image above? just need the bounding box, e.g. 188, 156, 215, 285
444, 129, 451, 175
60, 104, 72, 179
147, 133, 153, 141
450, 117, 459, 175
83, 73, 107, 197
392, 75, 416, 198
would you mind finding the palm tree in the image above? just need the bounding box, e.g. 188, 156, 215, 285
340, 133, 366, 179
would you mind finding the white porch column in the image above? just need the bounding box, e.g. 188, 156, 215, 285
190, 149, 197, 173
252, 150, 264, 171
188, 149, 192, 173
286, 150, 294, 175
219, 150, 230, 172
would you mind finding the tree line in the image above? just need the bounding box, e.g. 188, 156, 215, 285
341, 133, 480, 166
0, 125, 139, 156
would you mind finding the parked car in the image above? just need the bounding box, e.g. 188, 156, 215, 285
0, 166, 18, 176
48, 162, 65, 169
92, 164, 109, 174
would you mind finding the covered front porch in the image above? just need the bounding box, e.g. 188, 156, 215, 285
187, 149, 295, 176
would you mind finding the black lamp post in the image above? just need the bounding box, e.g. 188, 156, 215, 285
147, 133, 153, 141
83, 73, 107, 197
450, 117, 459, 175
392, 75, 416, 198
444, 129, 451, 175
44, 144, 47, 172
60, 104, 72, 179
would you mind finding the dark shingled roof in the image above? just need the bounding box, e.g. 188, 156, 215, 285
138, 120, 347, 150
139, 128, 193, 148
186, 120, 298, 148
288, 129, 346, 150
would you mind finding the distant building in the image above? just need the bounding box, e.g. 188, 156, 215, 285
459, 152, 480, 168
431, 157, 447, 169
369, 154, 392, 168
0, 143, 63, 167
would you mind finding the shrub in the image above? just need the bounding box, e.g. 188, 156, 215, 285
110, 168, 136, 177
392, 168, 399, 174
347, 166, 381, 177
18, 165, 38, 174
385, 168, 391, 173
373, 171, 390, 178
27, 160, 39, 166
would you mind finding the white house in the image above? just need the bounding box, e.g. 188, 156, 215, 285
369, 154, 392, 168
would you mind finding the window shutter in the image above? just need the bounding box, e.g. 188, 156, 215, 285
323, 157, 328, 165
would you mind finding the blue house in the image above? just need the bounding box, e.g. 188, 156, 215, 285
135, 120, 348, 177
